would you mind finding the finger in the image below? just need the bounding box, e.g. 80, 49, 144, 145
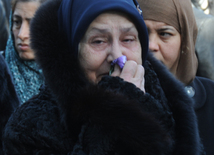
134, 65, 145, 79
120, 61, 137, 81
110, 64, 121, 77
135, 66, 145, 93
140, 77, 146, 93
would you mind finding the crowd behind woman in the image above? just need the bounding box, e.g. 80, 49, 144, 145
0, 0, 213, 154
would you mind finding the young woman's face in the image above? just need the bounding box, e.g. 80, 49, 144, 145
79, 12, 142, 83
145, 20, 181, 74
12, 1, 40, 60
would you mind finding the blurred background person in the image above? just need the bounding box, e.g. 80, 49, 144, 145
191, 0, 214, 15
192, 4, 214, 80
3, 0, 47, 104
139, 0, 214, 154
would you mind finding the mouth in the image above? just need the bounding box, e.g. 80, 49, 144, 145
18, 43, 29, 51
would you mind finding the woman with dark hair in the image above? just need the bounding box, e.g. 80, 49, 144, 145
138, 0, 214, 154
3, 0, 47, 104
3, 0, 203, 154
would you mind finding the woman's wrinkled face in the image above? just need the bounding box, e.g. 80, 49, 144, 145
79, 12, 142, 83
145, 20, 181, 74
12, 1, 40, 60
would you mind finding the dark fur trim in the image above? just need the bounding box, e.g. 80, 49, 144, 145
31, 0, 89, 106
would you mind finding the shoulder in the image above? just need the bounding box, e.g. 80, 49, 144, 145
3, 86, 72, 154
4, 87, 58, 134
5, 86, 60, 132
190, 76, 214, 109
193, 7, 214, 27
192, 76, 214, 94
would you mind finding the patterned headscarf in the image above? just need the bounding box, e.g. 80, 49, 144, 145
5, 13, 44, 104
138, 0, 198, 85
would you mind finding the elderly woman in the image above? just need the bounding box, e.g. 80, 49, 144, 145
3, 0, 203, 154
138, 0, 214, 154
3, 0, 47, 104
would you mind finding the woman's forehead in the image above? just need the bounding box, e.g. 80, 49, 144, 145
90, 12, 136, 28
85, 13, 138, 34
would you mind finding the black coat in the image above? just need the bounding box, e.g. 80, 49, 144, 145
2, 0, 203, 154
189, 77, 214, 155
0, 54, 19, 155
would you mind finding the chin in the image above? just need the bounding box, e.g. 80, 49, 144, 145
19, 53, 35, 61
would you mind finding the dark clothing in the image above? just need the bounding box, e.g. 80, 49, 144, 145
193, 7, 214, 80
2, 0, 203, 154
0, 54, 19, 155
189, 77, 214, 155
3, 59, 203, 155
187, 7, 214, 148
0, 0, 9, 51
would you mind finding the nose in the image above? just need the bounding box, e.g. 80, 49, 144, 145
107, 40, 124, 63
18, 22, 29, 41
149, 34, 159, 52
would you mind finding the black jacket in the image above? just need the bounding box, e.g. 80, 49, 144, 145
0, 54, 19, 155
3, 0, 203, 154
190, 76, 214, 155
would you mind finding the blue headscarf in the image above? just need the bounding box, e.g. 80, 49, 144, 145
58, 0, 148, 64
4, 12, 44, 104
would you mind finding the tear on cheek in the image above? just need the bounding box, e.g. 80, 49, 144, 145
109, 55, 127, 75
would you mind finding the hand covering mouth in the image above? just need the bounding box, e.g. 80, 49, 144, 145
109, 55, 127, 75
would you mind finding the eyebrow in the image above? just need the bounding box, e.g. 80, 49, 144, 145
157, 27, 175, 32
89, 28, 109, 34
13, 14, 32, 22
120, 26, 137, 33
89, 25, 136, 34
